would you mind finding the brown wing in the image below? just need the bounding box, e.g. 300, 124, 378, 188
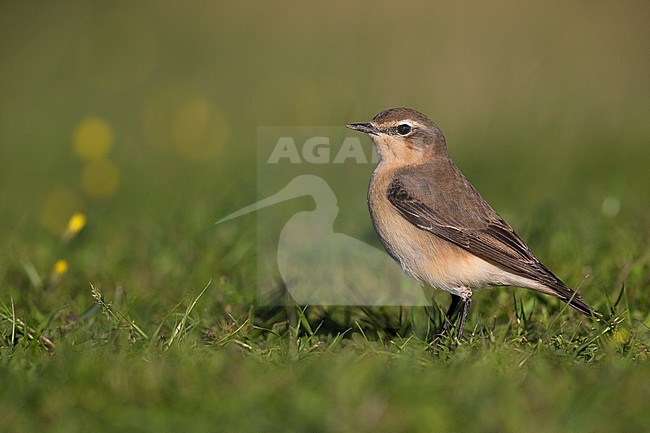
386, 170, 600, 317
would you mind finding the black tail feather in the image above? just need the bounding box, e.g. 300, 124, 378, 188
548, 279, 602, 319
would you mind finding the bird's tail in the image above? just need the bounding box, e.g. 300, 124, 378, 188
539, 265, 602, 319
558, 285, 602, 319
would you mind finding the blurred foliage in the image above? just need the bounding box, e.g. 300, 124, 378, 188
0, 1, 649, 432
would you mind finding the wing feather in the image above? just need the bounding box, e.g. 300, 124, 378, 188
386, 169, 600, 317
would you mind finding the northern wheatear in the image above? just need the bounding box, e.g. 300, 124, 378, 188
347, 107, 601, 338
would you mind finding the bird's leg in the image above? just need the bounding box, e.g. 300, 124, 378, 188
442, 294, 462, 334
432, 292, 471, 344
456, 295, 472, 339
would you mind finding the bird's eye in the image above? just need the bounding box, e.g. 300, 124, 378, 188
397, 124, 412, 136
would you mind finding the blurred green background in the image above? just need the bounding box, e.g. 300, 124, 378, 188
2, 1, 648, 234
2, 0, 648, 306
1, 2, 649, 432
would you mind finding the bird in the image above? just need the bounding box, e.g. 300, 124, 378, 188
347, 107, 601, 338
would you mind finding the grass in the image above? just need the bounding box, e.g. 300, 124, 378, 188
1, 199, 648, 432
2, 1, 649, 432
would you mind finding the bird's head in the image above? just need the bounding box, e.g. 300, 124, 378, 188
347, 107, 447, 166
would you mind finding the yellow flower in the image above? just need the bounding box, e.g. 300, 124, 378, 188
53, 260, 69, 276
62, 212, 86, 242
48, 259, 69, 288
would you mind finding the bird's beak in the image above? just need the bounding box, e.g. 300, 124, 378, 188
346, 122, 380, 136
